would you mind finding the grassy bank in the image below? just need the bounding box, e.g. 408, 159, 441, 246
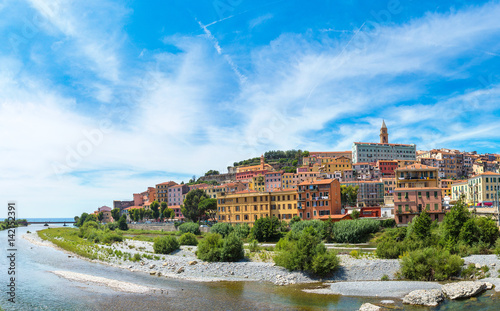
38, 228, 102, 260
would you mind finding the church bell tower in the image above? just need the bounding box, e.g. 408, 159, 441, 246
380, 120, 388, 144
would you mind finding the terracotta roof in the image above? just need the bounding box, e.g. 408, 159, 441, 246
397, 163, 438, 170
156, 181, 177, 186
354, 142, 415, 147
394, 187, 442, 191
298, 179, 335, 186
472, 172, 500, 177
124, 206, 143, 210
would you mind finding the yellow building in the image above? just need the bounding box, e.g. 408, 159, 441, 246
452, 172, 500, 206
217, 190, 298, 225
236, 155, 274, 173
395, 164, 439, 188
323, 156, 352, 175
249, 174, 266, 192
282, 173, 298, 190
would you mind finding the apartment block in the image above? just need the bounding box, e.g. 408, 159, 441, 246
156, 181, 177, 203
393, 164, 444, 224
297, 179, 342, 220
216, 189, 299, 224
341, 181, 385, 207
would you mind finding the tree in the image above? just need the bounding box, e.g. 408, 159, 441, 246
251, 217, 281, 242
181, 189, 209, 222
443, 198, 470, 244
118, 215, 128, 230
150, 201, 160, 220
413, 210, 432, 240
205, 170, 220, 176
144, 209, 153, 220
341, 185, 359, 207
111, 208, 120, 222
97, 212, 104, 222
76, 212, 89, 227
86, 214, 98, 223
302, 150, 310, 157
139, 208, 145, 221
199, 198, 217, 222
351, 209, 360, 219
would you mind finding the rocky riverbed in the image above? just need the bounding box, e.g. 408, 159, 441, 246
24, 231, 500, 291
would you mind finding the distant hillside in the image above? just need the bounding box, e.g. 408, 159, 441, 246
232, 150, 308, 173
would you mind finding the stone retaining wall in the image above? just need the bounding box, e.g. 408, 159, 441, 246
128, 223, 210, 233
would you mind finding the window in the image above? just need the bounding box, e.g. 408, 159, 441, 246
313, 211, 317, 216
398, 205, 402, 213
405, 192, 408, 199
236, 215, 240, 220
306, 212, 310, 218
434, 191, 438, 198
405, 204, 409, 212
418, 192, 421, 198
434, 204, 438, 210
426, 204, 430, 210
398, 193, 402, 200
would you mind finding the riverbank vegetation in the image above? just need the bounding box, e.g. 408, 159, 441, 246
274, 227, 339, 276
374, 198, 500, 281
196, 233, 244, 262
0, 218, 28, 231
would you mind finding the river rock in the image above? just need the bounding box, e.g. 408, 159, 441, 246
163, 262, 168, 266
189, 260, 197, 266
485, 282, 494, 290
442, 281, 486, 300
358, 303, 381, 311
177, 267, 185, 274
475, 263, 482, 269
380, 300, 394, 304
149, 264, 155, 269
150, 271, 156, 276
402, 289, 444, 307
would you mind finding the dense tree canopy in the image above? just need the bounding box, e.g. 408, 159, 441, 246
181, 189, 209, 222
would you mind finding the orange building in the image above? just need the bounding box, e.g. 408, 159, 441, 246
297, 179, 342, 220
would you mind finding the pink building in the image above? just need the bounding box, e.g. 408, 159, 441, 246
168, 184, 189, 206
170, 205, 184, 220
265, 171, 283, 192
393, 187, 444, 224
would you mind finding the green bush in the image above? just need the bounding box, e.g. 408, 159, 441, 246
179, 233, 198, 246
118, 215, 128, 231
251, 217, 281, 242
153, 236, 180, 254
248, 239, 260, 252
197, 233, 223, 262
400, 248, 463, 281
311, 251, 340, 276
221, 233, 244, 262
106, 222, 119, 231
380, 218, 396, 228
332, 219, 380, 243
376, 240, 406, 259
210, 222, 234, 237
274, 227, 339, 276
381, 274, 389, 281
101, 232, 123, 244
132, 253, 141, 262
475, 217, 500, 246
291, 219, 329, 240
496, 238, 500, 258
178, 222, 200, 235
234, 223, 251, 239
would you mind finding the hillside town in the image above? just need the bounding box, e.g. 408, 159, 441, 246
88, 121, 500, 227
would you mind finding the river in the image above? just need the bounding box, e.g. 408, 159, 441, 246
1, 225, 499, 310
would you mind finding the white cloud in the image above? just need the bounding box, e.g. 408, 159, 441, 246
3, 2, 500, 217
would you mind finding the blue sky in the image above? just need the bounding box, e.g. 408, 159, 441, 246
2, 0, 500, 217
